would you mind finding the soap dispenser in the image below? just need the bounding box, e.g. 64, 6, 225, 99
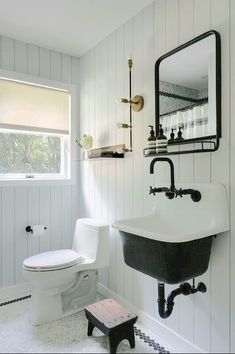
146, 125, 156, 155
156, 124, 168, 153
175, 126, 184, 141
168, 128, 175, 143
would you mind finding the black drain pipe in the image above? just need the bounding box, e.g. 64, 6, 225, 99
157, 281, 207, 319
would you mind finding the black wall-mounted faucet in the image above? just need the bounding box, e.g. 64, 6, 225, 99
150, 157, 175, 192
149, 157, 201, 202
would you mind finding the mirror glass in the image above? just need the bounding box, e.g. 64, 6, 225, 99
156, 32, 219, 142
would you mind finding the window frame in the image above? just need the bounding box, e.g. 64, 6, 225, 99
0, 69, 77, 186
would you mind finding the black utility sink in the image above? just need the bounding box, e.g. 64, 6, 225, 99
112, 183, 229, 284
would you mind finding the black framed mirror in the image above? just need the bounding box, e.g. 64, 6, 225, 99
154, 30, 221, 155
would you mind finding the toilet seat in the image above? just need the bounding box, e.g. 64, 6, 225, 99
23, 249, 84, 272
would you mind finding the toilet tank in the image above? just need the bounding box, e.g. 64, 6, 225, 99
72, 219, 110, 268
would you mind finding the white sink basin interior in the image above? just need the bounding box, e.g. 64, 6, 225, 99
113, 183, 229, 243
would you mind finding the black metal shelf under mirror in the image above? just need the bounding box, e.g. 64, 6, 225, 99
144, 29, 221, 157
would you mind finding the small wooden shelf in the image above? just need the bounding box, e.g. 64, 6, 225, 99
84, 144, 126, 160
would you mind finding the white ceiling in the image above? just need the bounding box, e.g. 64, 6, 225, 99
0, 0, 152, 57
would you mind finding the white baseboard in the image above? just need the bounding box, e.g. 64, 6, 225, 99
98, 283, 205, 354
0, 283, 31, 302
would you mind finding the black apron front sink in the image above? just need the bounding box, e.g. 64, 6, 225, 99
120, 231, 213, 284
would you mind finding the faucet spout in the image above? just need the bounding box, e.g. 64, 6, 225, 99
149, 157, 175, 191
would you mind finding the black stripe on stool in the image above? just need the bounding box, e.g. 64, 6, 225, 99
134, 326, 170, 353
0, 295, 31, 307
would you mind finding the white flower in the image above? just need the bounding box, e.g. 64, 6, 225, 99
77, 134, 93, 150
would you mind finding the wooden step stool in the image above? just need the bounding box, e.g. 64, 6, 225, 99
85, 298, 138, 354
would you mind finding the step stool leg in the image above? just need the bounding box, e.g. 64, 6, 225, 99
108, 335, 119, 354
128, 326, 135, 349
87, 321, 95, 336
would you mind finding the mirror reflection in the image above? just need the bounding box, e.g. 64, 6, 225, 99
158, 33, 217, 142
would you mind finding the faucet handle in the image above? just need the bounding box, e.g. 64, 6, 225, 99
174, 188, 183, 198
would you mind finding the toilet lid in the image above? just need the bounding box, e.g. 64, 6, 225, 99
23, 249, 84, 270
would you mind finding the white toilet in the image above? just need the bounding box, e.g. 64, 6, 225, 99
23, 218, 110, 325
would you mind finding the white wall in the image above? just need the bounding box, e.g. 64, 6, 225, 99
78, 0, 234, 352
0, 36, 80, 288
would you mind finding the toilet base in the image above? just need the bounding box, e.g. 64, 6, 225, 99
28, 270, 97, 326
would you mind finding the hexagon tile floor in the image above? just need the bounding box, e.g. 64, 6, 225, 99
0, 295, 173, 353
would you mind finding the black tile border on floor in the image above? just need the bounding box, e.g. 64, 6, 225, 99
0, 295, 31, 307
134, 326, 170, 354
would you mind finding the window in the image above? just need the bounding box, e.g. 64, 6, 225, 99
0, 75, 72, 181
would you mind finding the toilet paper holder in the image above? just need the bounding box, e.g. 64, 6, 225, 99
25, 225, 47, 234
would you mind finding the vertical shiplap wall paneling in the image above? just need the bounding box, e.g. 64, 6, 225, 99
210, 1, 230, 352
27, 187, 40, 256
0, 185, 1, 288
50, 51, 63, 252
78, 55, 86, 219
14, 187, 27, 284
164, 0, 180, 334
15, 41, 27, 73
132, 10, 145, 310
94, 44, 104, 285
107, 32, 117, 293
1, 188, 15, 287
50, 51, 62, 81
61, 54, 73, 250
76, 1, 234, 352
193, 0, 211, 184
153, 0, 167, 186
87, 51, 96, 227
230, 1, 235, 352
165, 0, 180, 184
26, 45, 41, 257
0, 36, 2, 68
89, 50, 96, 222
122, 22, 133, 303
98, 43, 105, 284
39, 48, 51, 79
93, 45, 101, 227
143, 3, 155, 316
152, 0, 167, 322
1, 37, 15, 71
79, 54, 91, 220
0, 36, 80, 290
39, 187, 51, 252
27, 44, 40, 255
100, 39, 109, 287
178, 0, 195, 344
0, 187, 1, 288
193, 1, 212, 351
61, 186, 72, 249
71, 56, 80, 245
27, 44, 39, 76
115, 25, 125, 299
178, 0, 194, 184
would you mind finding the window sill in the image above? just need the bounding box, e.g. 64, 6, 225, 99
0, 177, 75, 187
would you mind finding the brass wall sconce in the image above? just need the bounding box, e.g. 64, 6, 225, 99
120, 95, 144, 112
120, 59, 144, 112
118, 59, 144, 152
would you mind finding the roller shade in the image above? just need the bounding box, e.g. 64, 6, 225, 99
0, 78, 70, 135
